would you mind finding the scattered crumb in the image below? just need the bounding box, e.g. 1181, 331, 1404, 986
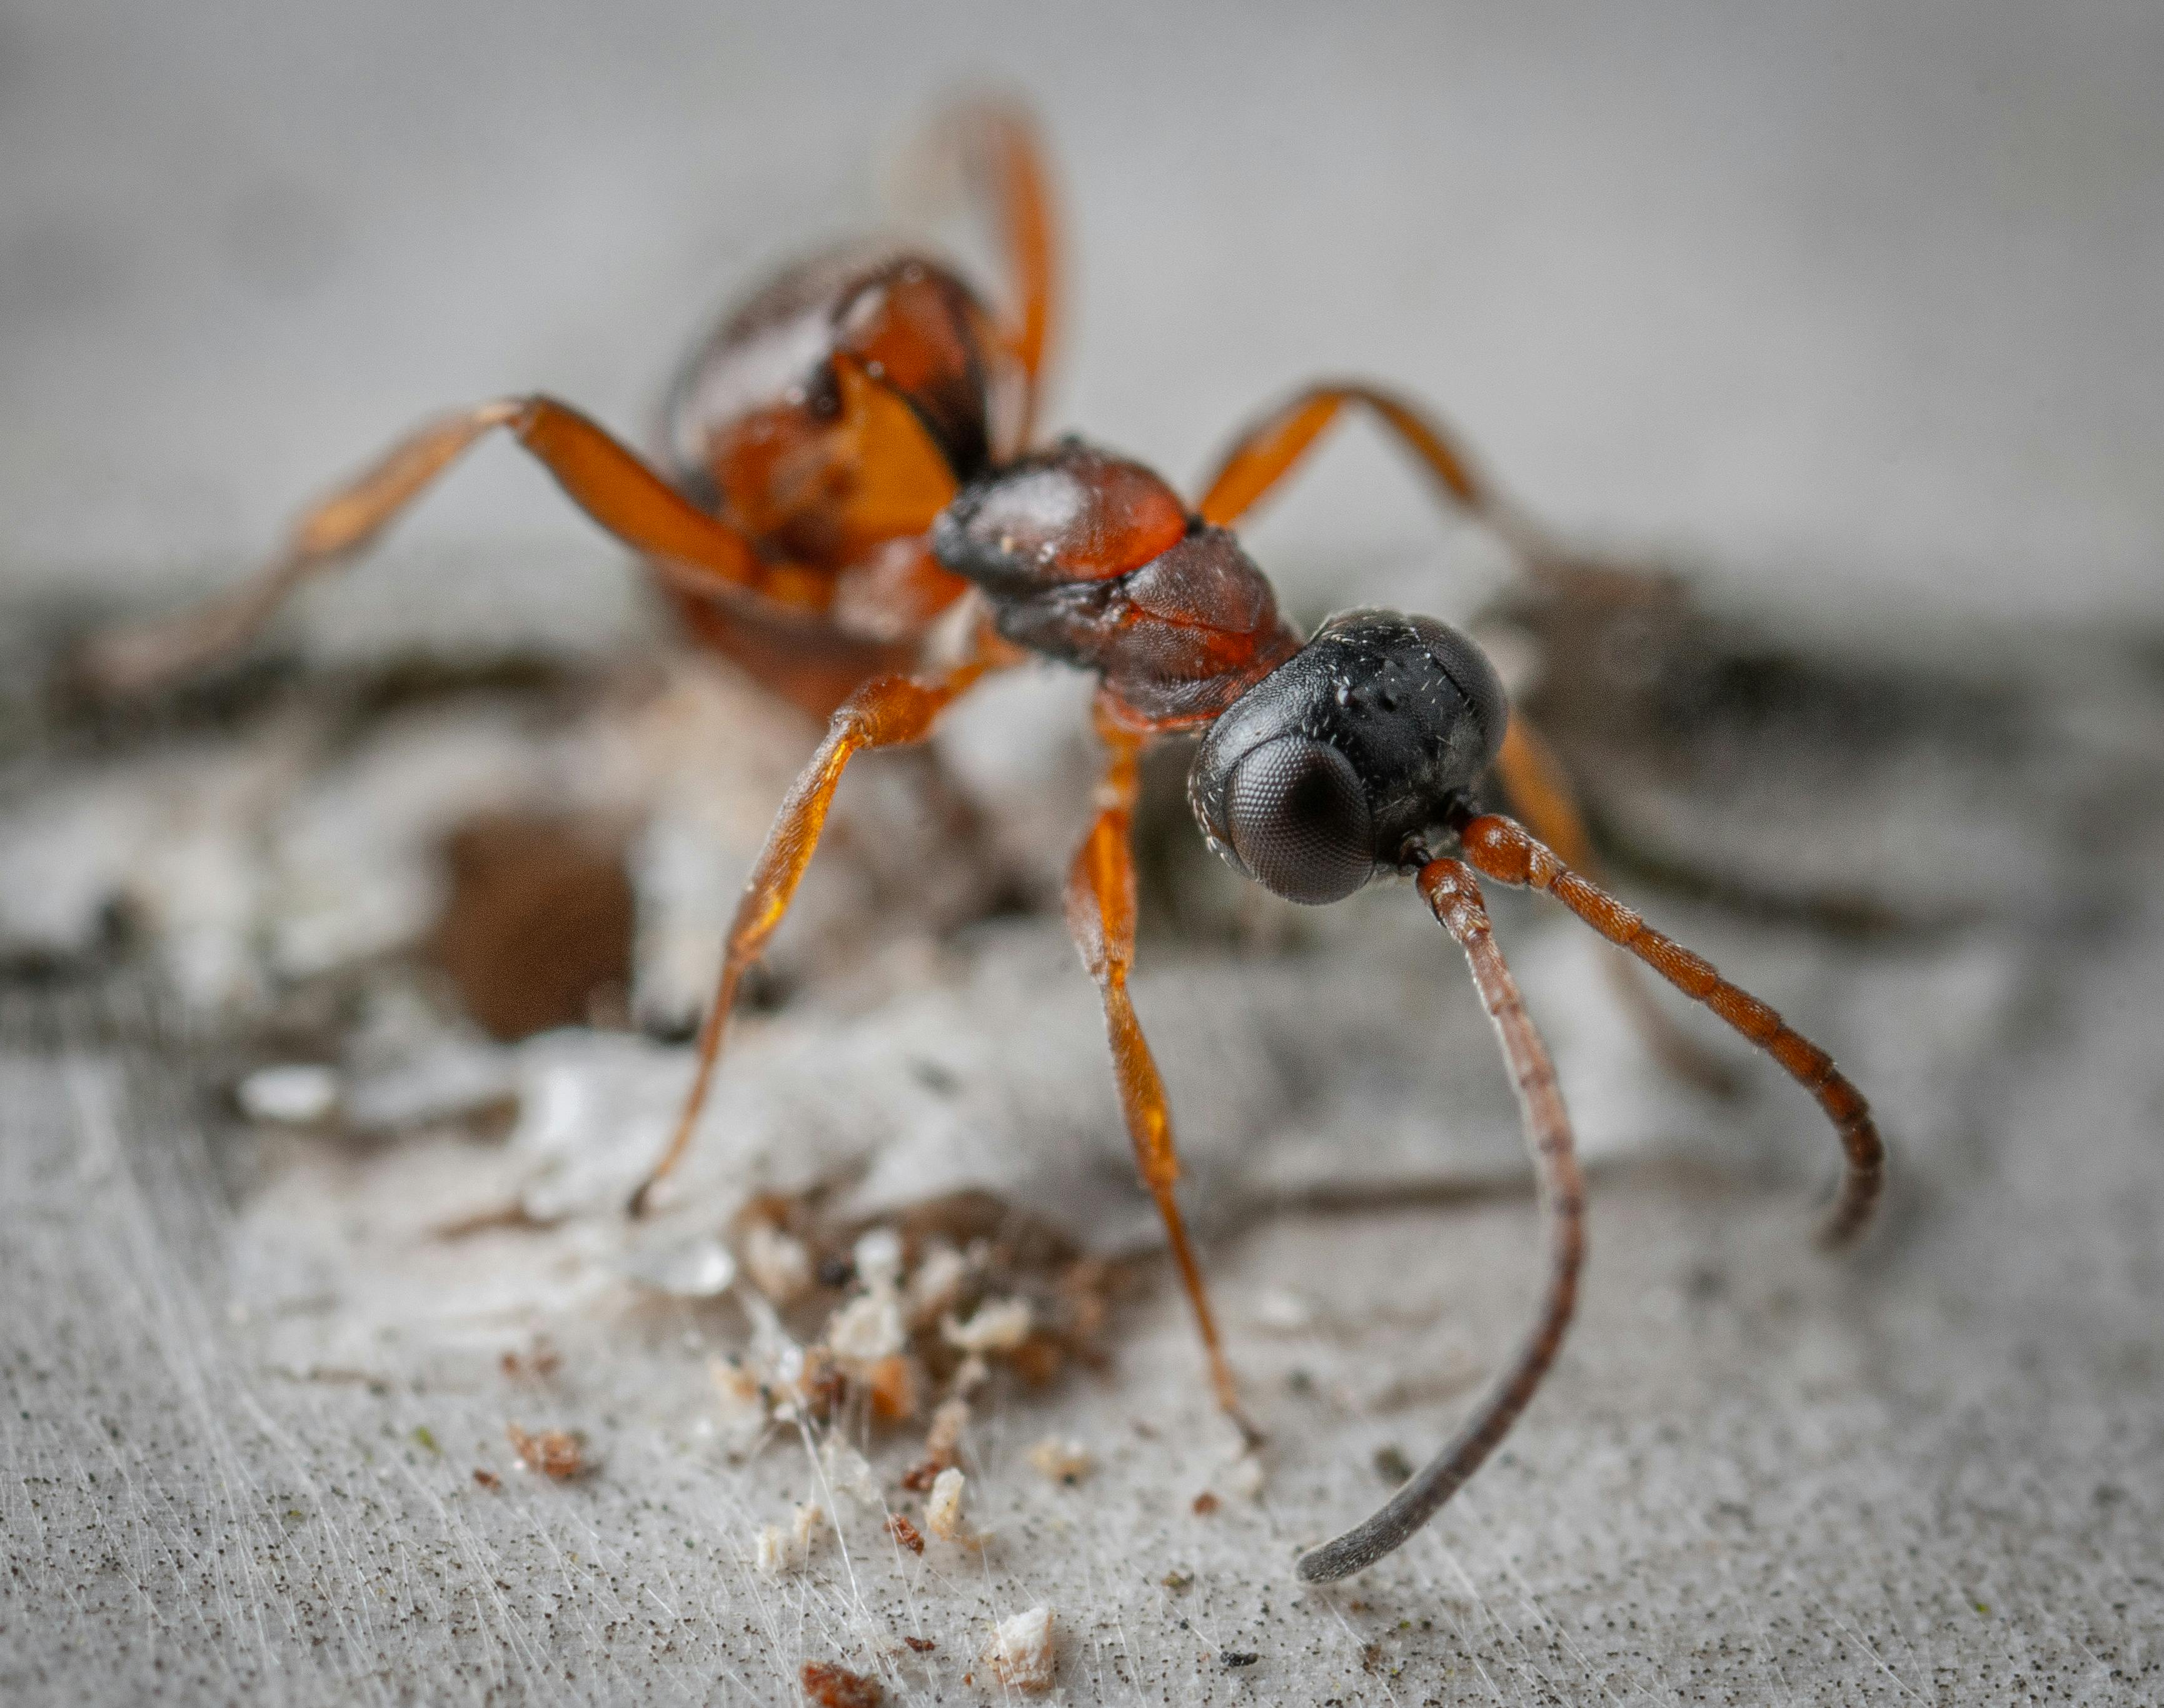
826, 1290, 906, 1362
792, 1499, 826, 1562
926, 1395, 969, 1462
410, 1424, 440, 1455
505, 1423, 586, 1480
500, 1342, 562, 1381
757, 1499, 826, 1577
1228, 1450, 1267, 1499
852, 1227, 905, 1290
1220, 1650, 1259, 1669
617, 1232, 736, 1297
952, 1354, 991, 1395
822, 1440, 881, 1507
982, 1605, 1057, 1692
237, 1062, 340, 1125
1027, 1436, 1093, 1485
862, 1354, 921, 1421
925, 1467, 967, 1541
902, 1635, 936, 1654
1160, 1570, 1192, 1591
1191, 1491, 1220, 1517
886, 1514, 925, 1555
941, 1297, 1033, 1353
710, 1356, 765, 1422
800, 1660, 884, 1708
903, 1241, 969, 1324
741, 1221, 813, 1304
900, 1459, 942, 1492
1251, 1287, 1315, 1332
472, 1469, 501, 1491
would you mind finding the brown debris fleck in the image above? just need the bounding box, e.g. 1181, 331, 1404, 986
471, 1468, 501, 1491
505, 1422, 587, 1480
902, 1635, 936, 1654
500, 1341, 562, 1381
1190, 1490, 1220, 1516
800, 1660, 884, 1708
863, 1353, 922, 1421
885, 1514, 925, 1555
429, 811, 633, 1042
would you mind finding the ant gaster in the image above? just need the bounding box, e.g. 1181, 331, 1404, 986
86, 102, 1885, 1582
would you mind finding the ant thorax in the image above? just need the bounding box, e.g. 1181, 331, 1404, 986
932, 437, 1300, 728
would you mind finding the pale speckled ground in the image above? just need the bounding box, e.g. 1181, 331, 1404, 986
6, 3, 2164, 1703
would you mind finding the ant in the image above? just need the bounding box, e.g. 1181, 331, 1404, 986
84, 101, 1884, 1582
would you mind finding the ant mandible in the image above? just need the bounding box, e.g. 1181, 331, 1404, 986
85, 101, 1885, 1582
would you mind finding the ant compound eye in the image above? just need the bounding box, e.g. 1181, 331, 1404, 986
1223, 736, 1374, 905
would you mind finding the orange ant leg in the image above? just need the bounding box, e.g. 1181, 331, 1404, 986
1299, 857, 1583, 1581
83, 397, 828, 695
1457, 811, 1885, 1248
927, 98, 1060, 449
1494, 717, 1739, 1096
627, 641, 1002, 1216
1197, 381, 1542, 554
1065, 705, 1262, 1449
1196, 381, 1668, 605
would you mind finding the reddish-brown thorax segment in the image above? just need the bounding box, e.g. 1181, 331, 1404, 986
931, 440, 1302, 730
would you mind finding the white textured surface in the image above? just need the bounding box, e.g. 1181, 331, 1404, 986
6, 5, 2164, 1703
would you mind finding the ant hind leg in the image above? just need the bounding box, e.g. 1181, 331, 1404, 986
83, 397, 823, 696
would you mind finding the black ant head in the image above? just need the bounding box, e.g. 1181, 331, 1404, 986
1189, 610, 1507, 905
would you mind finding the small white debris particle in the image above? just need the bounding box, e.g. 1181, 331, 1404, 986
741, 1222, 813, 1304
904, 1241, 969, 1324
982, 1604, 1057, 1692
823, 1290, 905, 1362
237, 1063, 341, 1125
710, 1357, 763, 1420
1027, 1437, 1094, 1485
852, 1226, 905, 1290
820, 1439, 881, 1507
791, 1499, 825, 1560
925, 1395, 970, 1462
925, 1467, 967, 1541
618, 1233, 736, 1298
1229, 1449, 1267, 1499
940, 1296, 1033, 1353
1252, 1287, 1316, 1333
755, 1524, 791, 1577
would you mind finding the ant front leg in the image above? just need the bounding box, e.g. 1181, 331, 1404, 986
1199, 381, 1541, 556
1196, 381, 1666, 606
1065, 705, 1262, 1449
82, 397, 825, 695
627, 641, 1002, 1216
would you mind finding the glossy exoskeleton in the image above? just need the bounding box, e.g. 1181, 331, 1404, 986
87, 103, 1883, 1583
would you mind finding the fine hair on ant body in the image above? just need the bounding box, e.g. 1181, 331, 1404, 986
86, 101, 1885, 1582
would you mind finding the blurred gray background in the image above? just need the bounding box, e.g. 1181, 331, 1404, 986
4, 0, 2161, 631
